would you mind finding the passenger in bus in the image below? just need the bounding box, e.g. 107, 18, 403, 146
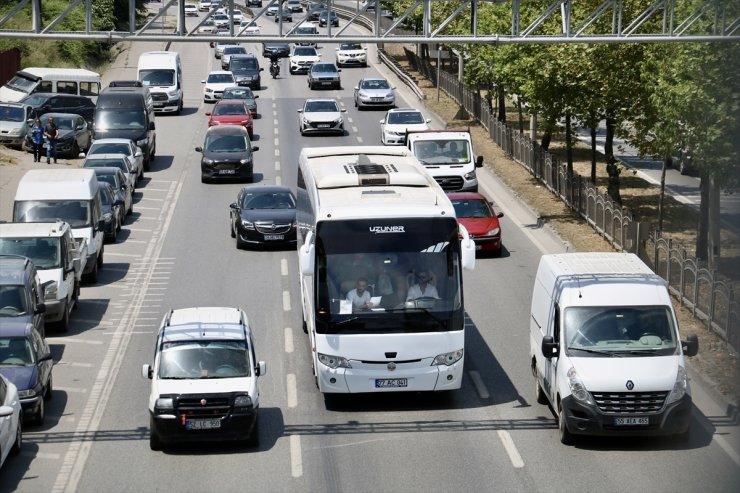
346, 277, 374, 311
337, 253, 378, 295
406, 270, 439, 301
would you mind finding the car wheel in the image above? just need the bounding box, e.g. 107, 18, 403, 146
558, 400, 574, 445
230, 220, 236, 238
56, 301, 70, 333
11, 419, 21, 455
97, 246, 104, 268
45, 373, 53, 401
149, 418, 163, 451
83, 258, 98, 284
71, 142, 80, 159
535, 377, 547, 404
33, 397, 45, 426
246, 416, 260, 446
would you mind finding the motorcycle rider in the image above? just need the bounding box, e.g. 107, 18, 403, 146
268, 49, 280, 77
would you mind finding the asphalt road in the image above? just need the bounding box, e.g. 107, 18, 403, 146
1, 7, 739, 493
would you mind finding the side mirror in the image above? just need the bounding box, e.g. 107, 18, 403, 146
73, 256, 81, 273
113, 199, 124, 207
341, 109, 347, 112
541, 335, 559, 359
35, 303, 46, 314
38, 352, 53, 362
353, 86, 359, 91
297, 109, 303, 113
337, 68, 342, 72
683, 334, 699, 357
259, 68, 264, 72
252, 146, 259, 151
458, 224, 476, 271
379, 119, 384, 124
475, 155, 484, 168
141, 364, 153, 379
201, 80, 206, 83
148, 121, 155, 130
299, 231, 315, 276
205, 112, 212, 116
195, 146, 203, 152
257, 361, 267, 376
98, 218, 106, 230
425, 119, 432, 123
229, 202, 238, 210
135, 148, 143, 157
497, 212, 504, 218
254, 95, 259, 99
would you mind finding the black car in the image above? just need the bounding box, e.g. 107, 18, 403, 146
318, 10, 339, 27
92, 167, 133, 223
19, 92, 96, 125
274, 10, 293, 22
228, 54, 264, 90
97, 182, 124, 243
196, 125, 259, 183
307, 3, 325, 21
229, 185, 297, 249
246, 0, 262, 6
262, 42, 291, 58
24, 112, 91, 158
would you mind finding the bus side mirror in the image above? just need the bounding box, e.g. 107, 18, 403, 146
458, 224, 476, 271
299, 231, 315, 276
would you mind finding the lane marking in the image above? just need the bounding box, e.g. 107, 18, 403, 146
22, 451, 61, 460
283, 291, 291, 311
713, 434, 740, 467
131, 206, 161, 211
275, 160, 281, 171
276, 176, 282, 186
53, 338, 104, 346
357, 136, 364, 143
284, 327, 294, 353
352, 126, 358, 133
290, 434, 303, 478
497, 430, 525, 468
56, 362, 93, 368
287, 373, 297, 408
103, 252, 140, 258
274, 137, 279, 146
468, 370, 490, 399
55, 387, 87, 394
281, 259, 288, 276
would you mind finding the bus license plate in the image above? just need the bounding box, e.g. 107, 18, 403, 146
186, 418, 221, 430
375, 378, 408, 388
614, 417, 649, 426
264, 234, 284, 241
218, 169, 236, 174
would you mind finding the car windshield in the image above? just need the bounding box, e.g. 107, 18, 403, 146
360, 79, 390, 90
99, 186, 113, 206
312, 64, 337, 73
230, 58, 258, 70
0, 238, 61, 269
340, 43, 362, 51
158, 340, 250, 379
241, 190, 296, 209
564, 306, 679, 356
204, 134, 249, 152
0, 106, 25, 122
96, 173, 121, 189
414, 139, 471, 164
223, 88, 253, 99
215, 14, 229, 20
84, 158, 129, 174
213, 103, 247, 116
295, 27, 317, 35
451, 198, 493, 218
388, 111, 424, 124
94, 110, 145, 130
305, 100, 338, 112
294, 47, 316, 56
139, 69, 175, 87
47, 116, 74, 130
14, 200, 92, 228
208, 73, 235, 84
0, 336, 33, 365
89, 143, 131, 156
224, 47, 246, 55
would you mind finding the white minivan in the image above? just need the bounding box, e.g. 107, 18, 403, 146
13, 169, 105, 284
406, 129, 483, 192
0, 67, 101, 103
137, 51, 183, 114
530, 252, 698, 444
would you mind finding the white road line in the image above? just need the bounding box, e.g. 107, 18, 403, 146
286, 373, 297, 408
468, 371, 490, 399
274, 137, 279, 146
55, 387, 87, 394
284, 327, 294, 353
283, 291, 291, 311
352, 126, 358, 133
290, 434, 303, 478
56, 362, 93, 368
357, 136, 364, 143
103, 252, 140, 258
497, 430, 525, 468
281, 258, 288, 276
714, 434, 740, 467
104, 330, 153, 335
276, 176, 282, 186
53, 338, 104, 346
121, 240, 147, 244
132, 206, 161, 210
275, 160, 281, 171
70, 319, 113, 326
137, 197, 165, 201
22, 451, 61, 460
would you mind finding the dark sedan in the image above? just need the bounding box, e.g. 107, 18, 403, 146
19, 93, 96, 124
274, 10, 293, 22
229, 185, 297, 249
262, 42, 290, 58
196, 125, 259, 183
318, 10, 339, 27
24, 113, 91, 158
97, 182, 124, 243
92, 166, 133, 223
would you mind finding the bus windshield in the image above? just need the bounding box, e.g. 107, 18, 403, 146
313, 218, 464, 335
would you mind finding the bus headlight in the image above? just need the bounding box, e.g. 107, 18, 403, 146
432, 349, 463, 366
666, 365, 688, 404
318, 352, 351, 369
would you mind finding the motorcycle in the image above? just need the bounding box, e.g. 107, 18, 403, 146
269, 60, 280, 79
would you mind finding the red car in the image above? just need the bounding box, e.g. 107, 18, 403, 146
205, 100, 254, 138
449, 192, 504, 256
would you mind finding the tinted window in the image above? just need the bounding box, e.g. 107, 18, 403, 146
213, 103, 247, 116
80, 82, 99, 96
14, 200, 92, 228
241, 190, 296, 209
0, 288, 29, 317
0, 105, 25, 122
0, 336, 34, 364
205, 133, 249, 152
57, 81, 78, 94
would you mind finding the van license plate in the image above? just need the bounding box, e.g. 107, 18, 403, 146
375, 378, 408, 388
614, 417, 649, 426
218, 169, 236, 174
186, 418, 221, 430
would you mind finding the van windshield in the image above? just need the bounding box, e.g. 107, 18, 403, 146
564, 306, 679, 356
414, 139, 471, 165
158, 341, 250, 379
14, 200, 92, 229
0, 237, 61, 269
4, 73, 36, 93
139, 69, 175, 87
95, 110, 146, 130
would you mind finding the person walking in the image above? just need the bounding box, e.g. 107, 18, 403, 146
30, 118, 44, 162
43, 115, 58, 164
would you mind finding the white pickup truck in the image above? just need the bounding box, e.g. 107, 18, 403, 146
0, 221, 87, 332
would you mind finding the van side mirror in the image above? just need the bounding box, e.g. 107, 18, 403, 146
475, 155, 484, 168
142, 364, 153, 379
541, 336, 559, 359
683, 334, 699, 357
148, 121, 155, 131
257, 361, 267, 376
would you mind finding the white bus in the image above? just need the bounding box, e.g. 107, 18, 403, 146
297, 147, 476, 393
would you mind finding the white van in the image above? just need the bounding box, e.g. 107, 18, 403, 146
137, 51, 183, 114
406, 129, 483, 192
530, 252, 699, 444
0, 68, 101, 103
13, 169, 105, 284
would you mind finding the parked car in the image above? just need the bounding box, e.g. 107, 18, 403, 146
297, 98, 346, 136
184, 3, 199, 16
206, 100, 254, 138
0, 374, 22, 469
449, 192, 504, 256
97, 182, 124, 243
91, 167, 133, 219
228, 54, 263, 90
221, 45, 248, 70
0, 255, 46, 338
86, 138, 144, 181
0, 322, 53, 425
23, 112, 91, 158
202, 71, 236, 102
307, 62, 341, 90
221, 86, 259, 116
229, 185, 297, 248
379, 108, 431, 145
318, 10, 339, 27
81, 153, 137, 192
289, 46, 321, 74
0, 102, 32, 149
354, 77, 395, 109
142, 307, 266, 450
195, 125, 259, 183
335, 43, 367, 67
19, 93, 96, 125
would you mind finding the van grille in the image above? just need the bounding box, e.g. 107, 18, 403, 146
591, 391, 668, 414
177, 396, 231, 418
151, 93, 168, 102
434, 176, 464, 191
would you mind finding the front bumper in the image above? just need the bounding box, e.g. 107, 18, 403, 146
383, 133, 406, 145
236, 223, 297, 245
203, 91, 224, 101
357, 96, 394, 107
150, 409, 258, 444
561, 393, 692, 437
337, 55, 367, 66
202, 162, 253, 181
43, 298, 65, 322
20, 394, 42, 420
0, 133, 25, 147
318, 359, 464, 393
300, 121, 344, 134
236, 78, 261, 89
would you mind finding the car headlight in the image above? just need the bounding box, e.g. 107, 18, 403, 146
241, 219, 255, 229
318, 352, 352, 369
205, 87, 214, 94
431, 348, 464, 366
18, 389, 37, 399
391, 130, 405, 136
464, 170, 477, 180
302, 117, 310, 124
333, 118, 343, 125
136, 138, 148, 146
666, 365, 688, 404
8, 128, 22, 136
154, 397, 174, 412
358, 91, 368, 98
567, 367, 594, 405
202, 157, 214, 165
485, 227, 500, 236
234, 394, 253, 408
239, 158, 252, 165
44, 280, 58, 301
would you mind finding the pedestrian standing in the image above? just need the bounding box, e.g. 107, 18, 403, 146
30, 118, 44, 162
43, 115, 58, 164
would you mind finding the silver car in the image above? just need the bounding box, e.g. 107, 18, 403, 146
81, 153, 137, 192
86, 138, 144, 181
0, 102, 31, 149
221, 86, 259, 117
221, 45, 248, 70
297, 98, 346, 135
354, 77, 396, 110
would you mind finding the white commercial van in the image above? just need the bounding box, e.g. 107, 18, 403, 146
137, 51, 183, 114
13, 169, 105, 284
0, 68, 101, 103
405, 129, 483, 192
530, 252, 699, 444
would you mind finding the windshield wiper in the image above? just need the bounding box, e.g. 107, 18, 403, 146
331, 316, 359, 328
568, 347, 622, 357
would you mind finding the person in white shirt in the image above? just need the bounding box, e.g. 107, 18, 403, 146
346, 277, 374, 311
406, 271, 439, 301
